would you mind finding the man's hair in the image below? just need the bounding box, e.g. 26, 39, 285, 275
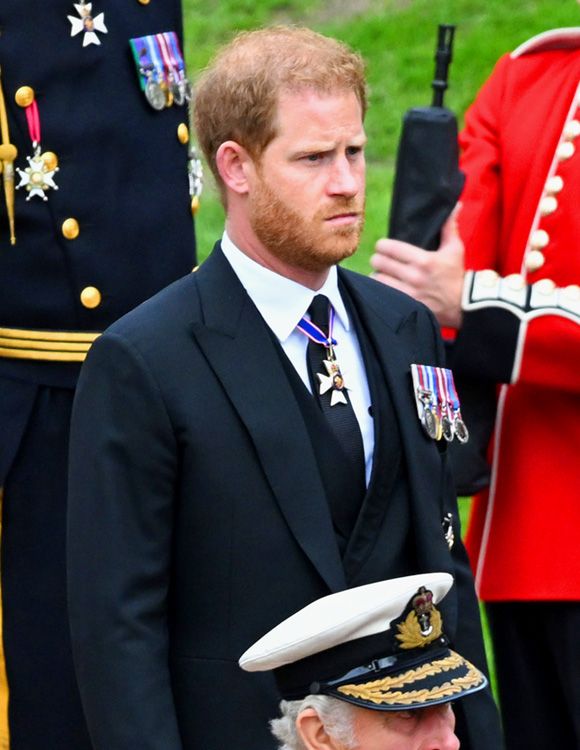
194, 26, 367, 191
270, 695, 357, 750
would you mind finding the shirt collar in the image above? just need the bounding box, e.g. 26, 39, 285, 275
221, 231, 350, 342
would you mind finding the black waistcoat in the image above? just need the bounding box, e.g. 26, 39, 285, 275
272, 287, 417, 586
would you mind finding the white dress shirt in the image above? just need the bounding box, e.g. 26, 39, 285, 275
221, 232, 374, 485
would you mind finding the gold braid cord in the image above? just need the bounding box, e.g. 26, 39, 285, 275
395, 607, 442, 649
337, 655, 484, 706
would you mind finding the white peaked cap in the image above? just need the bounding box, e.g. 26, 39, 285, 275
239, 572, 453, 672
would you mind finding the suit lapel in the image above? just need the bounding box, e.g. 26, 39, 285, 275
190, 247, 346, 592
339, 271, 445, 564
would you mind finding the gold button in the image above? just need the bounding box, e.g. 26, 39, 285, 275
563, 119, 580, 140
545, 175, 564, 194
137, 0, 150, 4
505, 273, 525, 291
177, 123, 189, 144
41, 151, 59, 171
525, 250, 545, 272
62, 218, 80, 240
15, 86, 35, 108
80, 286, 102, 309
531, 229, 549, 249
191, 195, 200, 216
534, 279, 556, 295
539, 195, 557, 216
556, 141, 575, 161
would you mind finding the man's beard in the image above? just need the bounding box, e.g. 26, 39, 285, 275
249, 177, 365, 274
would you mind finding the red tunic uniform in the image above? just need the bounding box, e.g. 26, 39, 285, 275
455, 29, 580, 601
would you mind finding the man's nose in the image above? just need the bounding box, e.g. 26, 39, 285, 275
327, 155, 361, 197
420, 708, 460, 750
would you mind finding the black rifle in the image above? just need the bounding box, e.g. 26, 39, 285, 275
388, 24, 464, 250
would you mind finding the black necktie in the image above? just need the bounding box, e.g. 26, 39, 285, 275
306, 295, 366, 532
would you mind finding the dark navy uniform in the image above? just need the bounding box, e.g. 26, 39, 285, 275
0, 2, 196, 747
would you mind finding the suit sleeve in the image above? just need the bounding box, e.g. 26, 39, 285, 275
453, 55, 580, 393
68, 332, 183, 750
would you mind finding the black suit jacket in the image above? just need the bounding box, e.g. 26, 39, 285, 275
68, 245, 502, 749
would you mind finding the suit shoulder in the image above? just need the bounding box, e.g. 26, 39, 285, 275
106, 272, 200, 345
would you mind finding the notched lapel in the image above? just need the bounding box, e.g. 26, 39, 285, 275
191, 248, 346, 593
339, 272, 445, 549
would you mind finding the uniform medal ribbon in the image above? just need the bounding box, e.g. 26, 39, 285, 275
131, 33, 188, 110
130, 37, 154, 91
155, 33, 176, 107
435, 366, 454, 441
165, 32, 188, 97
445, 368, 469, 443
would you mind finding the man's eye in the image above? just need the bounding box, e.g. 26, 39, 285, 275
346, 146, 362, 157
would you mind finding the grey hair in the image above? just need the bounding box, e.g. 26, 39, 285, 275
270, 695, 357, 750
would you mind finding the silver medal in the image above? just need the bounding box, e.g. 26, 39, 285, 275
145, 77, 166, 111
454, 416, 469, 444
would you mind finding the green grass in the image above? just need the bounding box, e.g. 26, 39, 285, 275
183, 0, 580, 267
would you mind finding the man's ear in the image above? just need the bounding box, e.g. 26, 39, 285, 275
295, 708, 343, 750
215, 140, 254, 195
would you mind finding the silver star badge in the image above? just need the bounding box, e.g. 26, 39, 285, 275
317, 359, 349, 406
16, 153, 59, 201
68, 3, 108, 47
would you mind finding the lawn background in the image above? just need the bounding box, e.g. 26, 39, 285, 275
181, 0, 580, 700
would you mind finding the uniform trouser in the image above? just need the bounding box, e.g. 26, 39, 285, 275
487, 601, 580, 750
1, 384, 92, 749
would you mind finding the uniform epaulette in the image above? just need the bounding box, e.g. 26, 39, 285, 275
511, 27, 580, 58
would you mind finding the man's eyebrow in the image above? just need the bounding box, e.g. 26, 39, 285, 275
291, 134, 367, 157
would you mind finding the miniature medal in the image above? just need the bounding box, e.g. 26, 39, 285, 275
145, 74, 166, 111
445, 368, 469, 443
436, 367, 454, 442
186, 83, 203, 214
441, 513, 455, 549
419, 390, 439, 439
454, 415, 469, 444
68, 2, 108, 47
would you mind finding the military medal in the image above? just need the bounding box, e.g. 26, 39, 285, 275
411, 364, 439, 439
441, 512, 455, 549
185, 82, 203, 214
68, 2, 108, 47
446, 369, 469, 443
157, 33, 188, 106
145, 74, 166, 111
15, 96, 59, 201
425, 366, 443, 440
297, 305, 349, 407
130, 32, 190, 111
436, 367, 454, 442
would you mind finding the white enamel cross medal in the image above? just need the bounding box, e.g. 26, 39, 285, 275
68, 2, 108, 47
317, 354, 349, 407
16, 147, 59, 201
